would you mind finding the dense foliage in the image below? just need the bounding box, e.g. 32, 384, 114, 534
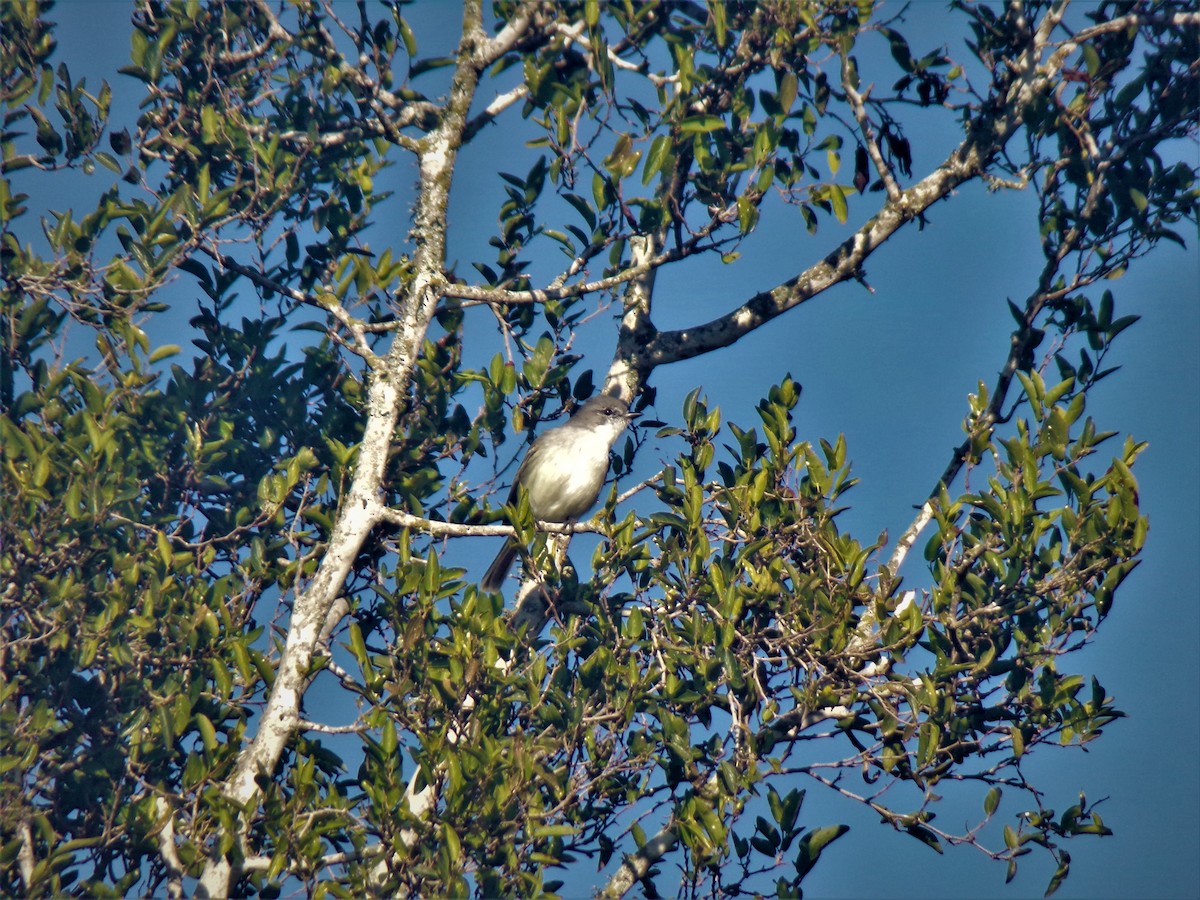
1, 1, 1195, 896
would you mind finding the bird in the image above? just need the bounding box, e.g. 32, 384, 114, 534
481, 394, 638, 592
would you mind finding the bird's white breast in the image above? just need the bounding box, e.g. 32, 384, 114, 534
522, 421, 622, 521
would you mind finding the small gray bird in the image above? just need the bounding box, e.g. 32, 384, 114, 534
481, 394, 638, 592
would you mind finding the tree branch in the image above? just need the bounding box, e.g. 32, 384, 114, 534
640, 3, 1112, 370
441, 245, 684, 306
644, 149, 981, 367
153, 797, 185, 900
196, 1, 491, 894
376, 508, 611, 538
601, 830, 680, 899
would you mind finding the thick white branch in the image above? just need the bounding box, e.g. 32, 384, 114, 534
154, 797, 185, 900
601, 830, 680, 899
887, 501, 935, 576
198, 2, 486, 893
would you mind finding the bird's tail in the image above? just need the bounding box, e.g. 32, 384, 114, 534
481, 541, 518, 592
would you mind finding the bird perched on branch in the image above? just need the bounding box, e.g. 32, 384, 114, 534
481, 394, 638, 592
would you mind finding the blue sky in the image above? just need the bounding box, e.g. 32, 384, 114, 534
24, 3, 1200, 897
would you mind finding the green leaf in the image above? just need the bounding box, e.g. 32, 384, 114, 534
564, 192, 597, 228
592, 172, 612, 210
442, 823, 461, 862
795, 824, 850, 879
396, 14, 418, 56
679, 115, 726, 133
905, 823, 943, 854
603, 133, 641, 178
1012, 727, 1026, 758
642, 134, 671, 185
200, 105, 219, 144
829, 184, 848, 223
883, 27, 914, 72
778, 71, 798, 113
1045, 855, 1071, 897
767, 785, 784, 824
624, 605, 644, 640
984, 787, 1002, 816
707, 0, 727, 47
195, 713, 218, 751
737, 196, 759, 234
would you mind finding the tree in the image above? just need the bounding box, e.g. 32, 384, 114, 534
1, 0, 1196, 896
